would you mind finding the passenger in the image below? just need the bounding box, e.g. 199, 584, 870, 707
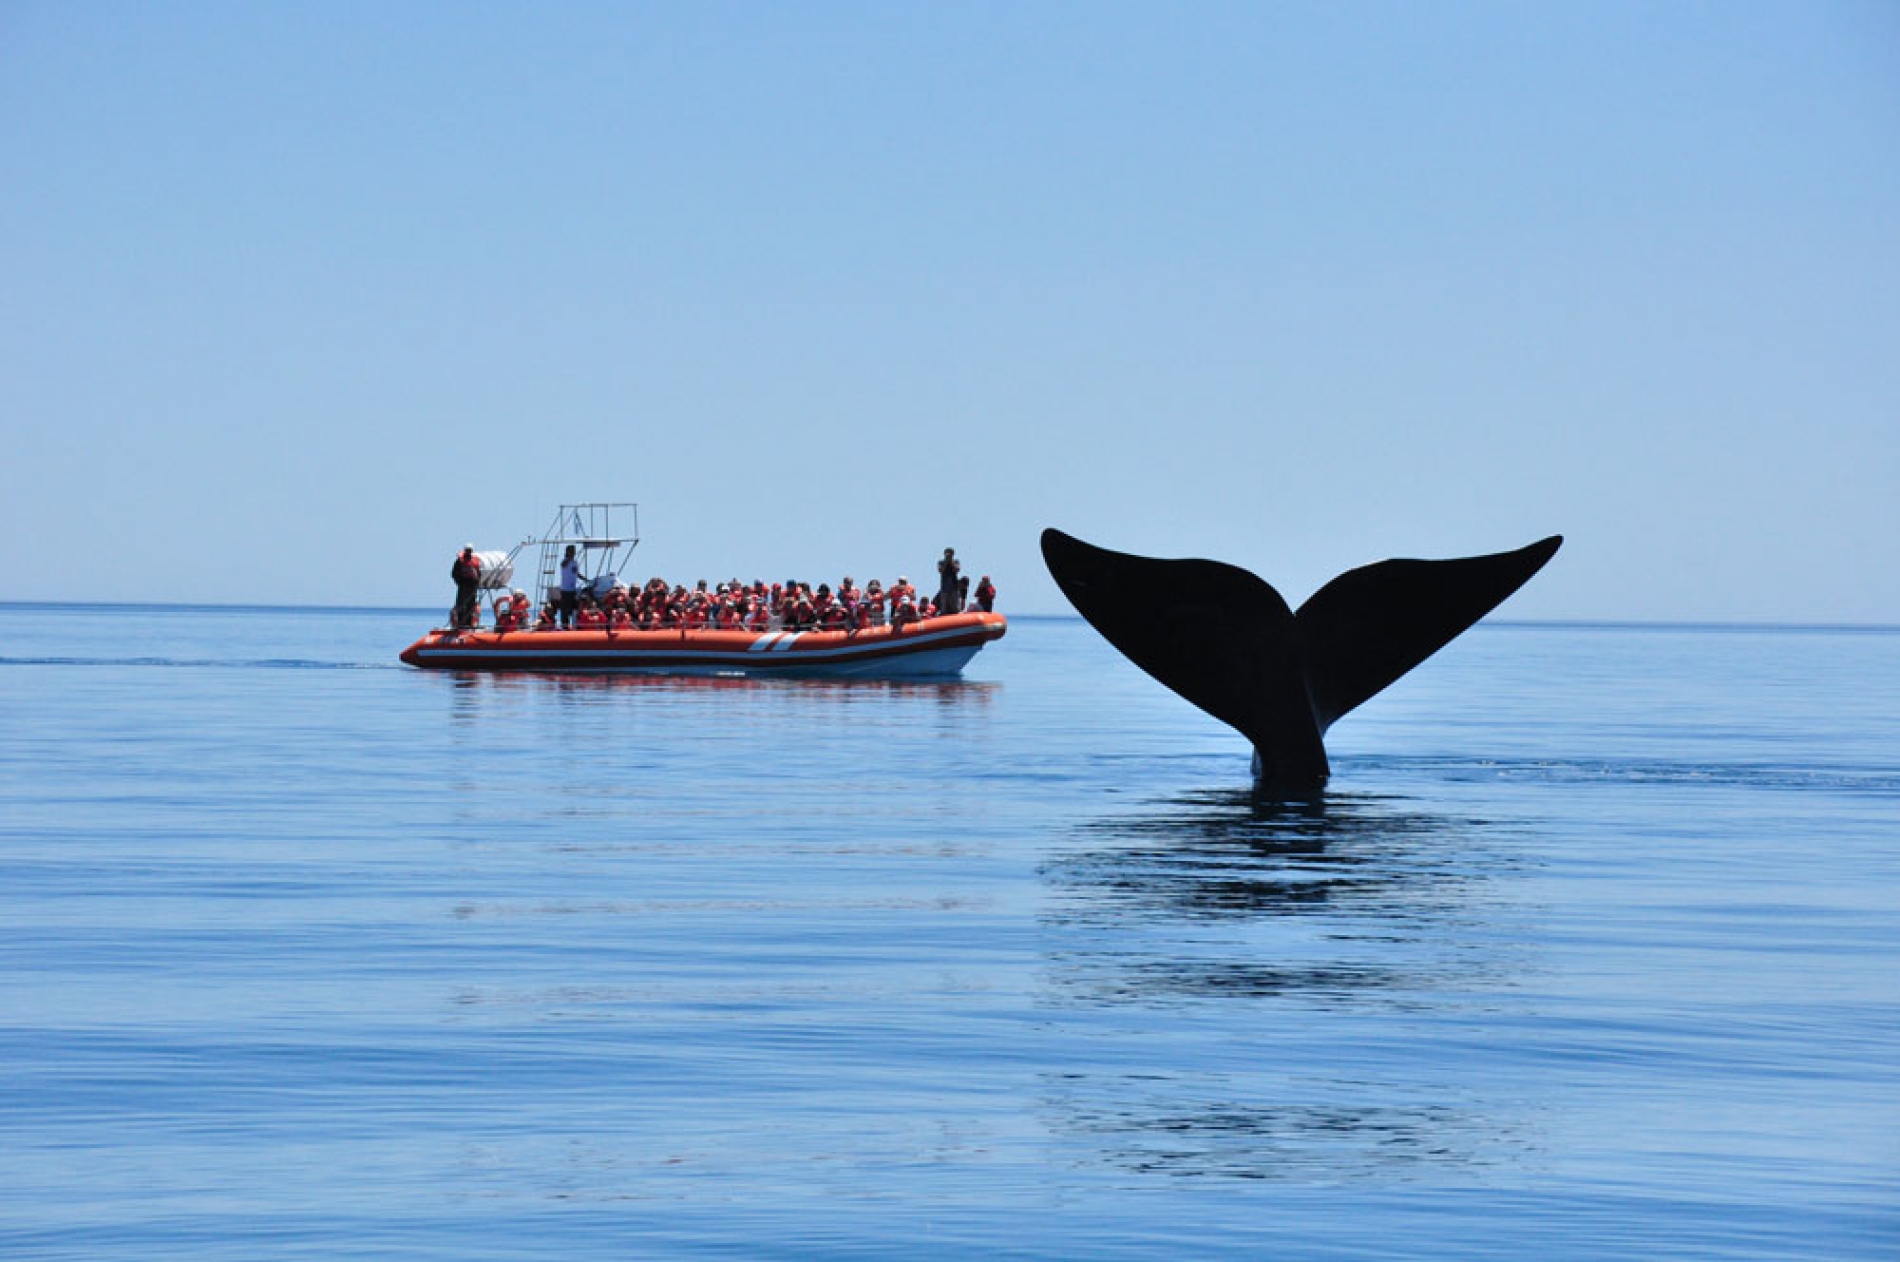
558, 544, 584, 628
863, 579, 887, 625
936, 547, 962, 614
974, 574, 996, 612
609, 605, 633, 630
918, 595, 938, 619
576, 597, 607, 629
745, 597, 771, 631
890, 594, 917, 629
891, 575, 915, 604
535, 603, 557, 630
501, 591, 523, 628
450, 544, 482, 628
958, 575, 970, 612
839, 575, 861, 607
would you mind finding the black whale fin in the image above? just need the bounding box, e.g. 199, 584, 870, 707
1039, 528, 1562, 792
1295, 535, 1564, 730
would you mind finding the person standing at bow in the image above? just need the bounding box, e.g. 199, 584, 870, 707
450, 544, 482, 629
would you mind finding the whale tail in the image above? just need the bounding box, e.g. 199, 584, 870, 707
1039, 529, 1562, 792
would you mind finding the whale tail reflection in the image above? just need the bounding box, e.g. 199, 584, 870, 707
1039, 528, 1562, 793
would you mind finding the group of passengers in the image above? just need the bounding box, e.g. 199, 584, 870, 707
465, 544, 996, 633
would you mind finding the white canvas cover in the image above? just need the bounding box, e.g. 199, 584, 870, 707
473, 551, 514, 590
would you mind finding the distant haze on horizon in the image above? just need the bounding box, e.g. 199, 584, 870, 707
4, 4, 1896, 623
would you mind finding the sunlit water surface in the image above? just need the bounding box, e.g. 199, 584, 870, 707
2, 606, 1895, 1258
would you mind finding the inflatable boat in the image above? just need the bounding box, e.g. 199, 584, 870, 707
405, 503, 1005, 678
400, 612, 1007, 677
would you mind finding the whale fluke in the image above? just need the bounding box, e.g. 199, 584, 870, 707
1039, 528, 1562, 793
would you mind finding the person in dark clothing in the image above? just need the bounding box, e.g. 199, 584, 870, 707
450, 544, 482, 628
936, 547, 963, 615
974, 575, 996, 613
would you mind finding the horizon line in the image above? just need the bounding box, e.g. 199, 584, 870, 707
0, 600, 1895, 636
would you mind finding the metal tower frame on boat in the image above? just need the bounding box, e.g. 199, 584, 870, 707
515, 503, 641, 607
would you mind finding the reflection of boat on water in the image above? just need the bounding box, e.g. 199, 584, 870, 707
402, 614, 1009, 677
403, 502, 1007, 677
443, 667, 1001, 704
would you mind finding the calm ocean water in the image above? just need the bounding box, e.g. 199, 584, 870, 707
1, 604, 1895, 1259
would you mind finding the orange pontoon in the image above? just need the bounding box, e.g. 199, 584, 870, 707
400, 612, 1007, 677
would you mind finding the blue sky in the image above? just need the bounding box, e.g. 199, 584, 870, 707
4, 3, 1896, 621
